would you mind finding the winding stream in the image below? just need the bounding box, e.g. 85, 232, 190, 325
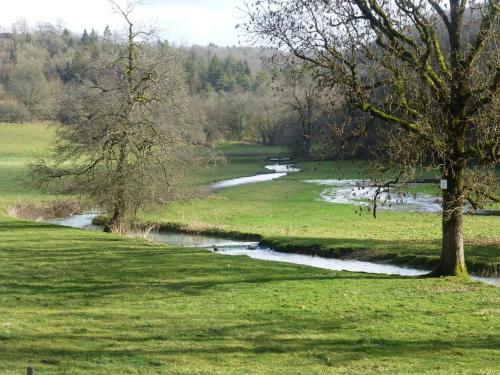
47, 163, 499, 286
49, 213, 499, 286
209, 163, 445, 213
209, 164, 299, 189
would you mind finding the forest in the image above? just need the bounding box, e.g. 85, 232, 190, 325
0, 22, 332, 158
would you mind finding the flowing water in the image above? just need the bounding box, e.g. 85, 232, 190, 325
209, 164, 299, 189
46, 164, 499, 286
48, 214, 499, 286
209, 165, 445, 214
49, 214, 100, 230
305, 179, 443, 213
210, 172, 287, 189
265, 164, 301, 173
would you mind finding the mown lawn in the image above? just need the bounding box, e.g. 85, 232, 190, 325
0, 123, 499, 374
0, 216, 499, 374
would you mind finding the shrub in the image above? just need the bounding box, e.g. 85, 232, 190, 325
7, 200, 81, 221
0, 97, 30, 122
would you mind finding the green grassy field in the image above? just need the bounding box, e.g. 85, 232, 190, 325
0, 124, 58, 210
142, 146, 499, 276
146, 180, 499, 275
183, 142, 291, 186
0, 123, 499, 374
1, 123, 498, 274
0, 216, 499, 374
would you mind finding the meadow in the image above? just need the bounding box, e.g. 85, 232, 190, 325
0, 217, 499, 374
0, 124, 58, 210
144, 143, 499, 276
0, 123, 498, 374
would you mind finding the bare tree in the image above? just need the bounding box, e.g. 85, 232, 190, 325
252, 87, 287, 146
225, 92, 251, 141
244, 0, 499, 276
32, 1, 211, 232
7, 61, 53, 121
279, 66, 328, 158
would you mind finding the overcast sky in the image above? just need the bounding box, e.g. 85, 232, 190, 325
0, 0, 248, 46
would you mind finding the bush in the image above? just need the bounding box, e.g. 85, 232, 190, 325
7, 200, 81, 221
0, 97, 30, 122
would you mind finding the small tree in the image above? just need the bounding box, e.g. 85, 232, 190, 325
252, 87, 287, 145
32, 0, 210, 232
279, 66, 327, 158
7, 62, 52, 121
245, 0, 499, 276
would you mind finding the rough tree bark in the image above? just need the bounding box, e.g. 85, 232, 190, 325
106, 142, 128, 232
432, 160, 467, 275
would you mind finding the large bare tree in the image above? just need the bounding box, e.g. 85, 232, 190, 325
32, 1, 210, 232
244, 0, 499, 276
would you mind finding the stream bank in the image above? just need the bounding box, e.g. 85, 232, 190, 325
48, 213, 499, 285
159, 224, 499, 279
47, 161, 498, 284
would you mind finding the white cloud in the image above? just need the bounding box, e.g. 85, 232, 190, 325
0, 0, 245, 46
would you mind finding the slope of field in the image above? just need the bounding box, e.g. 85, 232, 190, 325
0, 216, 498, 374
0, 123, 498, 374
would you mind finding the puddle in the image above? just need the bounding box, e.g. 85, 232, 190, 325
48, 214, 499, 286
305, 179, 443, 213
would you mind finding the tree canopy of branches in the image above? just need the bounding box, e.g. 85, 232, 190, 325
245, 0, 499, 276
32, 1, 211, 232
277, 66, 335, 158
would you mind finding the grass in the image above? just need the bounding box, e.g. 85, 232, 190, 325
136, 140, 499, 276
0, 123, 499, 373
1, 123, 498, 274
0, 216, 499, 374
0, 123, 58, 211
185, 142, 292, 186
146, 179, 499, 275
0, 125, 287, 208
0, 123, 56, 158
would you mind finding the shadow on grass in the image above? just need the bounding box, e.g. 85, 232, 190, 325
1, 218, 498, 372
2, 333, 498, 370
0, 220, 425, 313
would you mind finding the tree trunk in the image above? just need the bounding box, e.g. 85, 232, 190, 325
301, 121, 311, 159
105, 197, 126, 233
429, 161, 467, 276
105, 143, 128, 233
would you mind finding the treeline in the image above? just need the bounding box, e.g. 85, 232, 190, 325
0, 22, 339, 158
0, 23, 264, 117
